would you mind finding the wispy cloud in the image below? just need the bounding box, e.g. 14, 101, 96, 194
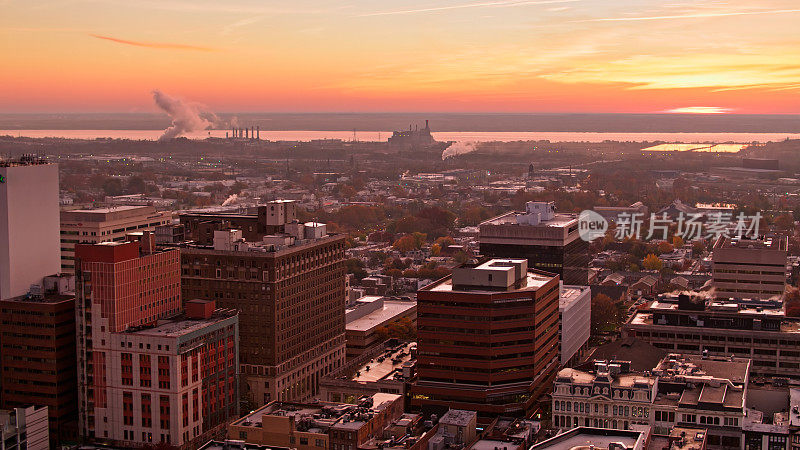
579, 8, 800, 22
359, 0, 579, 17
90, 34, 215, 51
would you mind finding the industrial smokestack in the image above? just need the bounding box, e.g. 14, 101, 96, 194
426, 120, 429, 129
251, 126, 254, 140
257, 126, 260, 140
245, 128, 249, 139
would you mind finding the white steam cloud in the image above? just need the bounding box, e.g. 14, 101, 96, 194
442, 141, 478, 160
152, 90, 218, 141
221, 194, 239, 207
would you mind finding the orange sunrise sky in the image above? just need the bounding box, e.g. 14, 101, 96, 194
2, 0, 800, 113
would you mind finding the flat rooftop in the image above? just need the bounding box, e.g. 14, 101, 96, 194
713, 235, 787, 251
65, 205, 151, 214
346, 301, 416, 332
532, 427, 644, 449
126, 309, 237, 338
561, 285, 590, 307
1, 293, 74, 304
423, 270, 554, 294
352, 342, 415, 383
481, 211, 577, 228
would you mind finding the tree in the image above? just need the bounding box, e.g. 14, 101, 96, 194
786, 288, 800, 318
657, 242, 674, 254
672, 235, 684, 248
126, 175, 147, 194
430, 244, 442, 256
691, 241, 706, 257
392, 235, 418, 253
642, 253, 663, 271
774, 213, 795, 231
101, 177, 124, 196
591, 294, 620, 335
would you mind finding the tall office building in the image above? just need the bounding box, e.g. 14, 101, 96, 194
0, 157, 61, 300
60, 205, 172, 273
180, 201, 347, 406
0, 275, 77, 445
411, 258, 561, 418
479, 202, 589, 285
712, 235, 788, 300
75, 237, 239, 448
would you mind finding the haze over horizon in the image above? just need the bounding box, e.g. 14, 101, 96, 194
4, 0, 800, 114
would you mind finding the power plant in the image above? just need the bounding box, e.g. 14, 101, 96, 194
227, 126, 260, 140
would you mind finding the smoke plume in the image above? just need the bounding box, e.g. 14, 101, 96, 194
152, 90, 218, 141
442, 141, 478, 160
222, 194, 239, 207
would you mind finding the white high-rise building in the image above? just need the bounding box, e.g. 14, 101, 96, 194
0, 158, 61, 300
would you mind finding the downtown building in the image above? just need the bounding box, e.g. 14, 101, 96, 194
712, 235, 788, 300
75, 237, 239, 448
479, 202, 589, 285
60, 205, 173, 273
178, 200, 347, 406
411, 258, 560, 419
623, 293, 800, 380
0, 157, 61, 301
0, 275, 78, 445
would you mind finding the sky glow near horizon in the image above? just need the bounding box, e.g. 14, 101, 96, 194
2, 0, 800, 113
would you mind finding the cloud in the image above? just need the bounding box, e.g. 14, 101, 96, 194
359, 0, 579, 17
90, 34, 215, 51
665, 106, 732, 114
578, 8, 800, 23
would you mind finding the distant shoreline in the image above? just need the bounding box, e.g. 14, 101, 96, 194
1, 129, 798, 144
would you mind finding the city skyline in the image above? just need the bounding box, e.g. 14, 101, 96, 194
4, 0, 800, 113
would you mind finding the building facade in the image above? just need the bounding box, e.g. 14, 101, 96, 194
60, 205, 173, 273
712, 235, 788, 300
0, 158, 61, 300
0, 277, 77, 444
412, 258, 560, 418
559, 284, 591, 366
75, 239, 239, 448
180, 207, 347, 406
479, 202, 589, 285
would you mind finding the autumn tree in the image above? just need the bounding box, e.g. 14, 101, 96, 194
657, 242, 674, 254
642, 253, 663, 271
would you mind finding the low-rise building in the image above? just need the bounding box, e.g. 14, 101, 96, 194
552, 353, 750, 449
227, 393, 403, 450
345, 297, 416, 359
531, 426, 650, 450
319, 341, 415, 405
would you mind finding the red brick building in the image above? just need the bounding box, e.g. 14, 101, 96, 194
411, 259, 560, 419
75, 237, 239, 448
